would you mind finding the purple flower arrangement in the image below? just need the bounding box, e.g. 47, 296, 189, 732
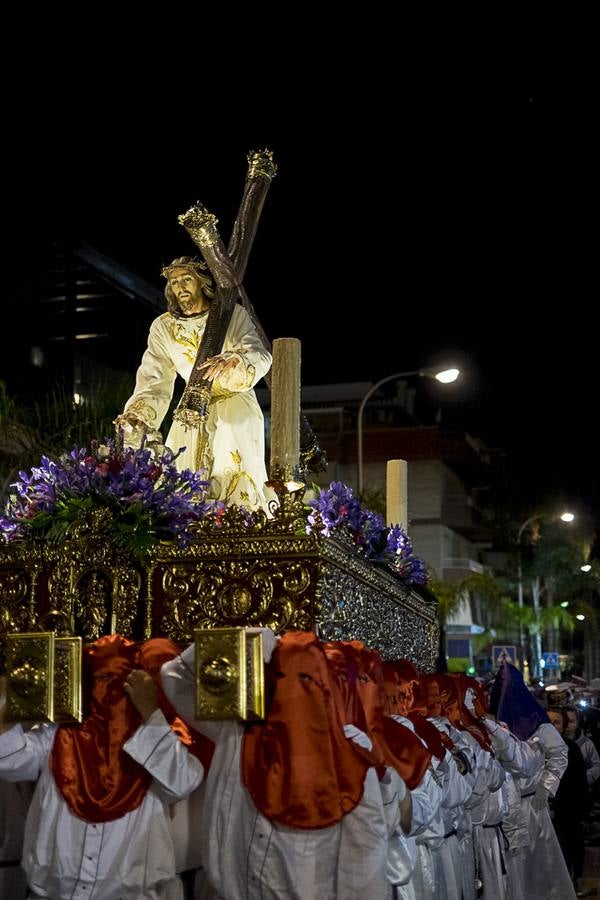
0, 438, 219, 556
306, 481, 428, 586
0, 446, 427, 586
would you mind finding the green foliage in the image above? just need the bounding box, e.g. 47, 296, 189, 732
427, 579, 466, 625
471, 629, 500, 654
523, 519, 596, 590
447, 657, 469, 673
19, 494, 170, 559
357, 486, 386, 516
430, 567, 577, 664
27, 496, 100, 542
428, 570, 510, 625
500, 599, 575, 633
0, 378, 134, 502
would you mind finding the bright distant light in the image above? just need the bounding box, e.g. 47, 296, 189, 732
31, 346, 44, 367
560, 512, 575, 523
578, 699, 588, 707
560, 601, 569, 608
73, 393, 84, 406
581, 564, 592, 573
435, 368, 460, 384
539, 658, 546, 668
576, 614, 586, 621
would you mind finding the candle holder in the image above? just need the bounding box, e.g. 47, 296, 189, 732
265, 463, 306, 523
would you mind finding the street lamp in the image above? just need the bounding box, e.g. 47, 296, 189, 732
516, 510, 575, 674
356, 366, 459, 494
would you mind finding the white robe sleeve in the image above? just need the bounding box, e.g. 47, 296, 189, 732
388, 716, 442, 833
463, 738, 490, 807
123, 316, 177, 431
440, 750, 473, 809
219, 306, 272, 392
122, 708, 203, 802
449, 729, 483, 801
160, 643, 238, 743
483, 748, 505, 793
379, 768, 405, 838
485, 719, 543, 779
0, 723, 55, 781
501, 772, 531, 852
579, 735, 600, 786
409, 767, 442, 836
531, 722, 568, 797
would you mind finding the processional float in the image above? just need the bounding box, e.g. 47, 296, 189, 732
0, 151, 438, 725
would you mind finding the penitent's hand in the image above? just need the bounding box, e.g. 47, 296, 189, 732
531, 783, 549, 811
124, 670, 159, 722
198, 354, 240, 383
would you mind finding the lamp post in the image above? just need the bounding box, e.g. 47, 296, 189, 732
356, 367, 459, 495
516, 511, 575, 676
516, 515, 542, 672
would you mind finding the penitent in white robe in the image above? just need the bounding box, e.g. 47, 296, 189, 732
123, 304, 273, 512
509, 723, 575, 900
0, 779, 33, 899
161, 644, 389, 900
0, 711, 203, 900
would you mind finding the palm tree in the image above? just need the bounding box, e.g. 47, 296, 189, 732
428, 571, 510, 672
525, 519, 597, 669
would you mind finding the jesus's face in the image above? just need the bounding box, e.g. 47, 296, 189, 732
168, 268, 208, 315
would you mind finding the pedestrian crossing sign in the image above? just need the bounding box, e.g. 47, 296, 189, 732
492, 645, 516, 667
542, 651, 559, 669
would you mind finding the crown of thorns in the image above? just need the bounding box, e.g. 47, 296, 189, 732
160, 257, 210, 279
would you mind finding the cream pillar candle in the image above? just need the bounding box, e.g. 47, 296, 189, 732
386, 459, 408, 530
269, 338, 301, 482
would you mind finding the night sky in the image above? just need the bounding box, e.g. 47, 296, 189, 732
3, 45, 596, 527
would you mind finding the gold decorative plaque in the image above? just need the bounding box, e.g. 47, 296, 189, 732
5, 632, 82, 724
194, 627, 264, 721
6, 632, 55, 722
53, 636, 83, 724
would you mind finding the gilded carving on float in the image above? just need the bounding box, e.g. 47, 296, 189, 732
43, 526, 142, 642
0, 552, 40, 639
75, 570, 114, 639
0, 499, 438, 671
156, 546, 316, 642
